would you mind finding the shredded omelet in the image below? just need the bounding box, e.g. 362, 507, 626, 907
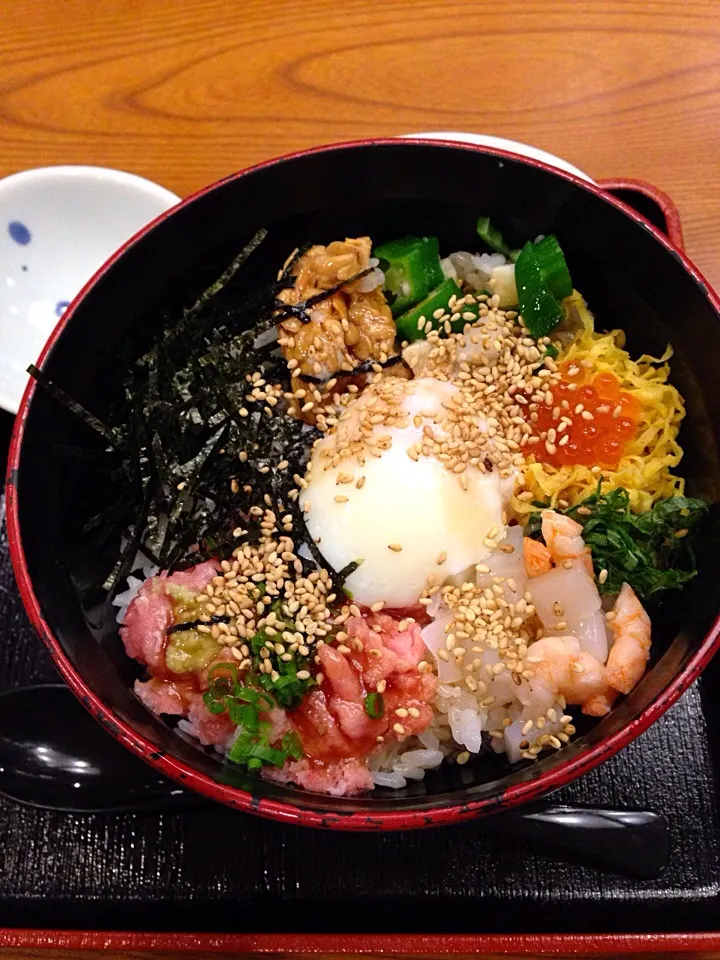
513, 291, 686, 518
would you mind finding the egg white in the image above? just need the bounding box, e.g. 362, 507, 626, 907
300, 378, 508, 608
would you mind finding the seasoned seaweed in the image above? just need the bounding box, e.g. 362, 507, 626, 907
28, 229, 364, 598
273, 265, 374, 323
298, 353, 403, 386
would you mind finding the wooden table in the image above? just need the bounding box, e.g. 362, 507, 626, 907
2, 0, 720, 288
1, 0, 720, 956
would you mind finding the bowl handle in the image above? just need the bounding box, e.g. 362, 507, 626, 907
597, 177, 684, 251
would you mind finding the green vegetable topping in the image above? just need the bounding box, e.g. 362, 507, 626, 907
532, 235, 573, 301
374, 236, 444, 316
395, 278, 479, 343
281, 730, 304, 761
250, 604, 316, 709
364, 692, 385, 719
514, 234, 573, 338
528, 487, 710, 601
228, 735, 287, 768
515, 241, 564, 338
202, 657, 308, 772
476, 216, 512, 259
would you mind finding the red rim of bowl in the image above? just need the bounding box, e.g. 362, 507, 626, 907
7, 137, 720, 830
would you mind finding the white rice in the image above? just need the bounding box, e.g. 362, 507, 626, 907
112, 553, 159, 624
354, 257, 385, 293
449, 250, 507, 291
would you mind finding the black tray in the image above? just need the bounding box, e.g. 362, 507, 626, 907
1, 186, 719, 935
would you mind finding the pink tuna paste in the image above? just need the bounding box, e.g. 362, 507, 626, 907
121, 564, 437, 795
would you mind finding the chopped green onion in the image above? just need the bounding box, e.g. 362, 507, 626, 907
282, 730, 304, 761
207, 662, 239, 685
364, 692, 385, 719
203, 691, 227, 715
229, 738, 287, 767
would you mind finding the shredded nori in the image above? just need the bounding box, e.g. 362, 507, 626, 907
28, 229, 366, 597
298, 353, 403, 385
167, 614, 231, 635
273, 266, 374, 323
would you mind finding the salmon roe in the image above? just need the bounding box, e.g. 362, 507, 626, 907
533, 363, 640, 469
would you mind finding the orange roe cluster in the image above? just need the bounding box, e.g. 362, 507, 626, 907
533, 361, 640, 469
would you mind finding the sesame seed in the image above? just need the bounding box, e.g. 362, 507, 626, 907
388, 543, 403, 552
456, 751, 470, 765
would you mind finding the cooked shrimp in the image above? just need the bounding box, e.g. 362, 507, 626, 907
523, 537, 553, 578
582, 685, 618, 717
541, 509, 593, 576
605, 583, 651, 695
527, 635, 609, 715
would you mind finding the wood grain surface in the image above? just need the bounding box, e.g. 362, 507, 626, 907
1, 0, 720, 957
2, 0, 720, 287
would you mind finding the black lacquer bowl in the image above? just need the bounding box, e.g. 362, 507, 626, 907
7, 139, 720, 830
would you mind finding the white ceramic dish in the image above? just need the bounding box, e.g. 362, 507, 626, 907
0, 166, 180, 414
400, 131, 594, 184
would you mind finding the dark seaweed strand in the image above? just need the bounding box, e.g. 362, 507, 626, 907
102, 482, 153, 594
167, 614, 231, 635
208, 273, 297, 336
278, 242, 313, 282
273, 266, 374, 323
337, 560, 361, 582
298, 352, 404, 386
27, 364, 126, 451
186, 228, 269, 319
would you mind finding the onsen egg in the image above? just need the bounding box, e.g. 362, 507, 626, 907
299, 377, 508, 608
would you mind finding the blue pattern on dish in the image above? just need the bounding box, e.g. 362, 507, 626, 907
8, 221, 31, 245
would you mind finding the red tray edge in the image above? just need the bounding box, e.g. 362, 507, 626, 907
0, 929, 719, 954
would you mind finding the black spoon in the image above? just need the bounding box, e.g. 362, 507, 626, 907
0, 684, 668, 877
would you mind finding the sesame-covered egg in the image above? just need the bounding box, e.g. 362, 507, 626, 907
300, 377, 508, 608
